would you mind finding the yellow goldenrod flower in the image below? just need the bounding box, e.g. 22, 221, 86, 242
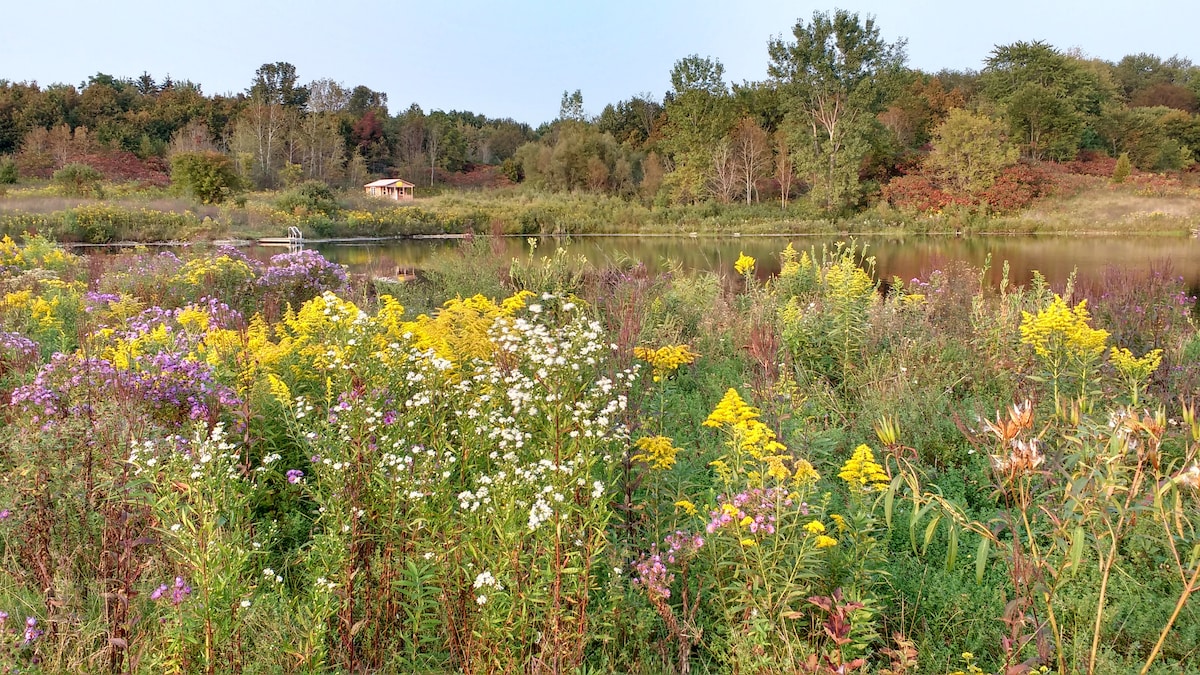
703, 388, 760, 428
632, 435, 682, 471
709, 459, 733, 482
266, 374, 292, 407
804, 520, 825, 534
1110, 346, 1163, 377
633, 344, 699, 382
1019, 295, 1109, 359
176, 306, 211, 333
764, 455, 790, 481
734, 251, 756, 276
838, 444, 890, 494
735, 421, 787, 459
792, 459, 820, 486
778, 243, 800, 277
830, 514, 847, 531
814, 535, 838, 549
1110, 346, 1163, 405
674, 500, 698, 516
740, 538, 757, 547
824, 259, 876, 303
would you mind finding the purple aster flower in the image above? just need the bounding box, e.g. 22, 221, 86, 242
171, 576, 192, 605
23, 616, 43, 644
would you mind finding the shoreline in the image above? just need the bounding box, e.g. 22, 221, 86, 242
52, 228, 1197, 250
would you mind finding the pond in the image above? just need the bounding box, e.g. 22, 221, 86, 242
247, 233, 1200, 296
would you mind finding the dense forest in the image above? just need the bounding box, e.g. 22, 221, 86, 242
2, 9, 1199, 216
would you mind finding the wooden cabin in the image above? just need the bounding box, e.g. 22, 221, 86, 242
364, 178, 415, 201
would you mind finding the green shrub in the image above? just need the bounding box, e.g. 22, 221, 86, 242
275, 180, 342, 217
0, 156, 17, 184
52, 162, 103, 196
170, 151, 245, 204
1112, 152, 1131, 184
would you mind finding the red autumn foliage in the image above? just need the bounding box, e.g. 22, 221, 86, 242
978, 164, 1050, 212
1064, 150, 1118, 177
352, 111, 384, 149
882, 162, 1053, 214
74, 151, 170, 186
18, 149, 171, 186
880, 174, 967, 212
1124, 170, 1189, 196
437, 164, 513, 189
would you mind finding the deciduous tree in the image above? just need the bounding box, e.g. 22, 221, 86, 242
926, 109, 1018, 195
981, 42, 1115, 160
660, 55, 734, 203
768, 9, 905, 212
775, 130, 794, 208
730, 117, 772, 203
170, 151, 244, 203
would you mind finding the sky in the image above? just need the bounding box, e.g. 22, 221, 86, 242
3, 0, 1198, 126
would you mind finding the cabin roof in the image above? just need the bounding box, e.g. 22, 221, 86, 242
364, 178, 415, 188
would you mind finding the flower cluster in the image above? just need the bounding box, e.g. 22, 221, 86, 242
633, 344, 698, 382
632, 435, 682, 471
1019, 295, 1109, 359
257, 249, 349, 308
0, 233, 79, 273
823, 256, 876, 302
703, 388, 761, 429
706, 487, 794, 542
473, 570, 502, 605
703, 388, 787, 462
1109, 346, 1163, 380
734, 251, 756, 276
662, 530, 705, 563
838, 444, 890, 494
150, 576, 193, 606
803, 520, 839, 548
0, 330, 38, 362
633, 545, 673, 600
22, 615, 43, 645
1110, 346, 1164, 405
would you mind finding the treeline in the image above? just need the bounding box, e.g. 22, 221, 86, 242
3, 9, 1200, 215
0, 63, 535, 191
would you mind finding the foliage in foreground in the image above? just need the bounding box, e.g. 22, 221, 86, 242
0, 234, 1198, 674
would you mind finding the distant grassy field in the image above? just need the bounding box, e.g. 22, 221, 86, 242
1, 176, 1197, 243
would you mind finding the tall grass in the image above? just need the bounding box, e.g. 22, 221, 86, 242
1, 234, 1198, 674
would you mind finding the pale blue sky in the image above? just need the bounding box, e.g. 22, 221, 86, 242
3, 1, 1196, 125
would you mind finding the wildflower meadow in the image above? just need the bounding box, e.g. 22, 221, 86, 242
0, 234, 1198, 674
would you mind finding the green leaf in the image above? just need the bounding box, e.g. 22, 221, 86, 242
945, 523, 959, 571
975, 537, 990, 584
922, 514, 942, 556
884, 475, 901, 529
1068, 526, 1085, 576
909, 503, 932, 555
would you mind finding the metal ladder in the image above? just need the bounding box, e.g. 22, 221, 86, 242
287, 226, 304, 252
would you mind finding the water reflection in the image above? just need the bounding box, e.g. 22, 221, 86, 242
247, 233, 1200, 295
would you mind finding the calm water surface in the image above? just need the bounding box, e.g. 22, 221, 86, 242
252, 234, 1200, 295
